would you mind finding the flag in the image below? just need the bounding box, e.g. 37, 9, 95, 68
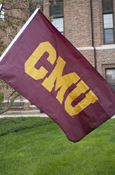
0, 9, 115, 142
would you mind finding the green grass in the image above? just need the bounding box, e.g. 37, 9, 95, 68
0, 117, 115, 175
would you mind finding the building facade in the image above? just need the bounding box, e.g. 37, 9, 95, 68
48, 0, 115, 91
1, 0, 115, 110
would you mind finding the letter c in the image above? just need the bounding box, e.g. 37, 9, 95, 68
25, 41, 56, 80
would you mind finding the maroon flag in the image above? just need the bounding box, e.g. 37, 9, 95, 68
0, 9, 115, 142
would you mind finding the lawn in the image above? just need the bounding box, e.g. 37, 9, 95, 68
0, 117, 115, 175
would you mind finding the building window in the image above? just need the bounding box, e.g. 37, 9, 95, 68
102, 0, 114, 44
0, 4, 4, 20
50, 0, 64, 34
106, 69, 115, 90
29, 0, 43, 14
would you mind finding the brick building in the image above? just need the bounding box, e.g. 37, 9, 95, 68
1, 0, 115, 111
48, 0, 115, 90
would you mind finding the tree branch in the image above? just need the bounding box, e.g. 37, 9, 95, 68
0, 92, 20, 114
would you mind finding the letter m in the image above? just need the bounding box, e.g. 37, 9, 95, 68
42, 56, 80, 104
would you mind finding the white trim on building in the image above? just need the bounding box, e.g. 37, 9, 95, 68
77, 45, 115, 51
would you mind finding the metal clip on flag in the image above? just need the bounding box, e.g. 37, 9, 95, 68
0, 9, 115, 142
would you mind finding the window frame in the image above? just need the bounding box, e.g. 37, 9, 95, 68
102, 0, 114, 44
105, 68, 115, 91
49, 0, 64, 35
49, 0, 63, 18
52, 17, 64, 34
102, 0, 113, 13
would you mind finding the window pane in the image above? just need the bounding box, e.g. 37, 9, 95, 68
103, 14, 113, 28
52, 4, 61, 15
52, 18, 63, 33
102, 0, 113, 12
50, 1, 63, 17
106, 69, 115, 90
104, 29, 114, 44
